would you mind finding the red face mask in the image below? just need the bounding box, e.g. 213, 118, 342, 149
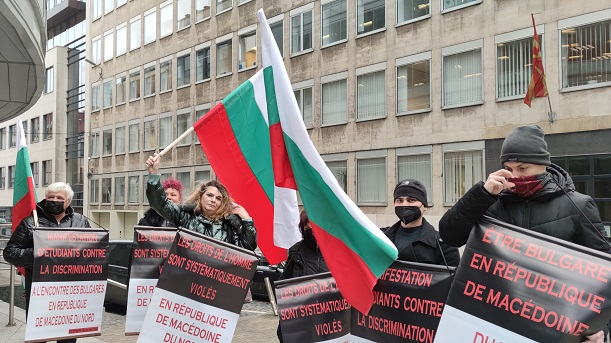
507, 174, 549, 198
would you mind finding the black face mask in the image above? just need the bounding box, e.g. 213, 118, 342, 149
45, 200, 66, 215
395, 206, 422, 225
302, 229, 317, 248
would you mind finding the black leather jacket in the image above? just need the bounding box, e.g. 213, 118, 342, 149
280, 239, 329, 280
138, 208, 175, 228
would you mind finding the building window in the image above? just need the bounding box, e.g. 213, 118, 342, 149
443, 145, 483, 204
30, 118, 40, 143
45, 67, 54, 93
129, 70, 141, 100
91, 83, 100, 111
92, 37, 101, 64
90, 131, 100, 157
130, 16, 141, 50
116, 75, 126, 104
144, 10, 157, 45
357, 69, 385, 120
92, 0, 102, 19
104, 30, 114, 61
496, 34, 541, 100
196, 0, 211, 22
43, 114, 53, 140
321, 0, 347, 47
216, 39, 232, 76
357, 0, 385, 35
104, 0, 114, 15
177, 0, 191, 30
160, 59, 172, 92
321, 77, 347, 126
159, 115, 172, 148
290, 8, 312, 54
357, 154, 386, 204
144, 118, 156, 150
128, 176, 139, 204
194, 107, 208, 143
9, 125, 16, 148
195, 169, 210, 183
144, 65, 156, 96
160, 2, 173, 37
0, 128, 5, 149
443, 0, 480, 11
396, 149, 432, 204
116, 24, 127, 56
0, 167, 5, 189
90, 179, 99, 204
294, 85, 313, 127
129, 123, 139, 152
42, 160, 52, 186
560, 18, 611, 89
397, 54, 431, 113
177, 54, 191, 87
8, 166, 15, 188
177, 111, 191, 145
325, 159, 347, 192
115, 126, 125, 154
443, 41, 483, 108
397, 0, 429, 24
238, 30, 257, 70
217, 0, 231, 13
270, 19, 283, 57
176, 172, 191, 189
103, 129, 112, 155
103, 79, 113, 108
30, 162, 39, 186
115, 177, 125, 204
102, 178, 112, 203
196, 47, 211, 81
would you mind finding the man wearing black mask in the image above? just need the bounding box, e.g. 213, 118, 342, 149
382, 179, 460, 266
4, 182, 90, 343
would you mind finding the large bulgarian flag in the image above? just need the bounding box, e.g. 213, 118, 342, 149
195, 9, 398, 314
12, 120, 38, 275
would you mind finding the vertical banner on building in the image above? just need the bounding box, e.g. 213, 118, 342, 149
435, 216, 611, 343
125, 226, 177, 335
350, 261, 455, 343
26, 228, 109, 343
276, 273, 352, 342
137, 229, 258, 343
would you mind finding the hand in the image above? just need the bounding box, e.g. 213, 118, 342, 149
583, 330, 604, 343
483, 169, 515, 195
145, 153, 160, 174
231, 203, 250, 220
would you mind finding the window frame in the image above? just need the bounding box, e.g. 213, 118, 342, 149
356, 62, 387, 121
195, 43, 211, 83
176, 108, 192, 146
143, 8, 157, 46
321, 71, 349, 127
128, 174, 140, 204
90, 178, 100, 204
102, 77, 113, 109
129, 68, 141, 101
177, 0, 192, 31
130, 15, 142, 51
115, 124, 126, 155
159, 56, 173, 93
293, 79, 314, 128
128, 120, 140, 153
238, 26, 257, 71
396, 0, 431, 27
177, 49, 191, 88
43, 113, 53, 141
44, 67, 54, 94
441, 0, 482, 14
102, 126, 113, 156
90, 130, 100, 158
356, 0, 386, 37
442, 141, 485, 205
116, 23, 127, 57
321, 0, 348, 48
114, 175, 126, 205
216, 34, 233, 77
143, 62, 156, 97
355, 150, 387, 205
101, 177, 112, 204
160, 0, 174, 38
143, 116, 157, 151
441, 39, 484, 109
42, 160, 52, 186
396, 51, 432, 115
116, 73, 127, 105
322, 153, 348, 193
289, 3, 314, 56
30, 117, 40, 144
103, 29, 114, 62
158, 112, 173, 149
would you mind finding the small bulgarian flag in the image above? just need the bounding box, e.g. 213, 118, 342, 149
12, 120, 38, 275
194, 9, 398, 314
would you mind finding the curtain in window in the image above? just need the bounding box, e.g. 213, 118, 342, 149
444, 150, 482, 203
159, 117, 172, 148
129, 72, 140, 99
397, 154, 431, 202
357, 157, 386, 203
322, 79, 347, 125
128, 176, 139, 203
160, 61, 172, 92
497, 38, 533, 99
115, 127, 125, 153
357, 71, 385, 119
90, 179, 99, 203
217, 41, 232, 75
103, 81, 112, 107
443, 49, 482, 106
326, 160, 347, 192
561, 20, 611, 88
115, 177, 125, 203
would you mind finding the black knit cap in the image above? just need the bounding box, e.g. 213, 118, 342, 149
393, 179, 428, 206
500, 125, 551, 166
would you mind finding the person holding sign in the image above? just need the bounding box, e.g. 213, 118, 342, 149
138, 177, 184, 227
145, 153, 257, 250
382, 179, 460, 266
439, 125, 611, 343
3, 182, 90, 343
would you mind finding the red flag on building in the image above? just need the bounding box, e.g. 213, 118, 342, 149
524, 14, 548, 107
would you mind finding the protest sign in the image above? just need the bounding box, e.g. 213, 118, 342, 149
125, 226, 177, 334
276, 273, 351, 342
137, 229, 258, 343
435, 216, 611, 342
26, 228, 109, 342
351, 261, 454, 343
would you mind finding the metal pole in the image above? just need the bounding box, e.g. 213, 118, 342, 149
264, 277, 278, 316
7, 264, 15, 326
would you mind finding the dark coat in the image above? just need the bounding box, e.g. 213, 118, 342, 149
382, 218, 460, 267
146, 174, 257, 250
439, 164, 611, 253
3, 200, 91, 298
280, 240, 329, 280
137, 208, 174, 227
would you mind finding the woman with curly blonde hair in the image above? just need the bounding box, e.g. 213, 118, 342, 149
145, 153, 257, 250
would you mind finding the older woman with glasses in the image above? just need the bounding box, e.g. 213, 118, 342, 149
145, 153, 257, 250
